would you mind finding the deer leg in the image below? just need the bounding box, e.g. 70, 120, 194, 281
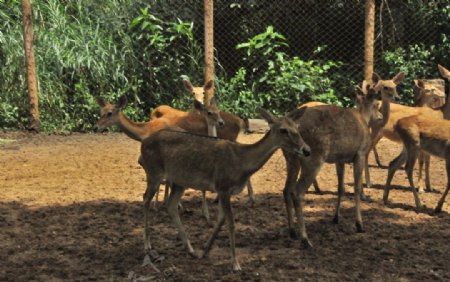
333, 162, 345, 224
434, 159, 450, 213
353, 154, 365, 232
201, 190, 211, 225
166, 184, 198, 257
294, 159, 323, 248
417, 151, 425, 192
364, 149, 372, 190
203, 195, 226, 257
424, 153, 432, 192
373, 146, 383, 167
282, 151, 301, 239
222, 193, 241, 271
163, 182, 170, 205
246, 179, 255, 206
143, 177, 162, 252
312, 179, 322, 194
404, 145, 422, 211
383, 147, 407, 205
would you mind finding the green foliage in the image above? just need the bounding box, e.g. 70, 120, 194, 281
219, 27, 342, 118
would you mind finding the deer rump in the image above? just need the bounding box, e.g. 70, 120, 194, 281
141, 129, 250, 195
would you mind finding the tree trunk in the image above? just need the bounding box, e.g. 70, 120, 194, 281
204, 0, 214, 105
364, 0, 375, 82
22, 0, 40, 131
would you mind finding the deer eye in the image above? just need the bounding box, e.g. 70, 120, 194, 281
107, 112, 112, 117
383, 86, 390, 91
279, 128, 288, 134
207, 111, 213, 116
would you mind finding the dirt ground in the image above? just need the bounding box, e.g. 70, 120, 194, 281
0, 131, 449, 281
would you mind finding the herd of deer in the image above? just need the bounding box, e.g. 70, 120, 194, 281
95, 65, 450, 271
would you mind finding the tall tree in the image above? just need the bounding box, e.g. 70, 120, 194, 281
22, 0, 40, 131
364, 0, 375, 82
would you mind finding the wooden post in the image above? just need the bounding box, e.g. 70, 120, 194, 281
364, 0, 375, 82
204, 0, 214, 105
22, 0, 40, 131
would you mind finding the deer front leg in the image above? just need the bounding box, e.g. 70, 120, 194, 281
383, 147, 408, 205
166, 184, 198, 257
294, 159, 323, 248
404, 145, 422, 211
353, 154, 365, 232
222, 193, 241, 271
282, 151, 301, 239
246, 179, 255, 206
143, 176, 163, 252
424, 153, 431, 192
202, 195, 226, 257
373, 146, 383, 167
201, 190, 211, 225
333, 162, 345, 224
434, 159, 450, 213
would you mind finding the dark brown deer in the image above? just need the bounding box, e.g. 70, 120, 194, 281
282, 72, 402, 248
140, 108, 311, 271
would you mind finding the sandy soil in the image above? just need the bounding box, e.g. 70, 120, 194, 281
0, 131, 449, 281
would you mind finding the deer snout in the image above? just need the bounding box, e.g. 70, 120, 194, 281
302, 145, 311, 157
93, 124, 105, 133
218, 119, 225, 127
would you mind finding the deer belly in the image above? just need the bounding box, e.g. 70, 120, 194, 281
421, 138, 448, 159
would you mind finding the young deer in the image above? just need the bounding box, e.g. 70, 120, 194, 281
151, 80, 256, 207
370, 65, 450, 191
140, 108, 311, 271
95, 95, 223, 223
383, 114, 450, 213
282, 73, 400, 248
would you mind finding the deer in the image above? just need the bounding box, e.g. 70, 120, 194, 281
281, 72, 402, 248
383, 114, 450, 213
95, 94, 224, 224
369, 65, 450, 192
151, 80, 256, 207
139, 108, 311, 271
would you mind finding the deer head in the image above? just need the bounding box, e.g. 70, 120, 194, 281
95, 95, 128, 131
183, 79, 214, 104
414, 79, 445, 109
353, 85, 383, 125
372, 71, 405, 100
438, 64, 450, 81
264, 108, 311, 157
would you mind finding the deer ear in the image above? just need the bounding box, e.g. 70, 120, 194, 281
209, 96, 218, 106
438, 64, 450, 79
117, 95, 128, 109
204, 80, 214, 91
183, 80, 194, 93
96, 97, 106, 107
288, 107, 306, 121
417, 79, 425, 89
392, 72, 405, 85
258, 108, 275, 124
372, 72, 381, 84
193, 99, 204, 113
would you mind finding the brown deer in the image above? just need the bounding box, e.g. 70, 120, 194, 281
383, 114, 450, 213
95, 94, 224, 223
282, 72, 402, 248
369, 65, 450, 191
151, 80, 255, 206
139, 108, 311, 271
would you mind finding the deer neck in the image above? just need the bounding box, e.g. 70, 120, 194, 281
116, 112, 150, 141
239, 131, 280, 175
441, 95, 450, 120
379, 95, 391, 127
208, 124, 217, 137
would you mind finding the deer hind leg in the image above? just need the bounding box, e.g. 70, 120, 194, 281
434, 159, 450, 213
312, 179, 322, 194
424, 153, 432, 192
282, 150, 301, 239
333, 162, 345, 224
222, 192, 241, 271
373, 145, 383, 167
166, 184, 198, 257
294, 158, 323, 248
383, 146, 408, 205
353, 154, 365, 232
143, 176, 163, 252
404, 145, 422, 211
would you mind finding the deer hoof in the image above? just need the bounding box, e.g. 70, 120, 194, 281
332, 215, 339, 224
360, 194, 371, 202
288, 228, 298, 239
434, 206, 442, 214
189, 250, 202, 259
301, 238, 313, 249
232, 261, 242, 271
247, 198, 255, 207
356, 222, 365, 233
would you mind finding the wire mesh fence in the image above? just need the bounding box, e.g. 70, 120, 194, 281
0, 0, 447, 130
